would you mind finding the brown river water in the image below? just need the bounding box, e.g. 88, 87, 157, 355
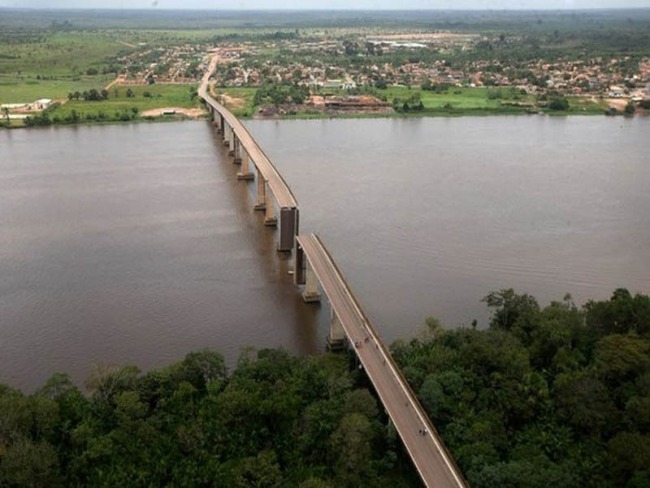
1, 116, 648, 391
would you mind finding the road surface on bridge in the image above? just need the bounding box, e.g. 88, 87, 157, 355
198, 56, 297, 209
297, 234, 467, 488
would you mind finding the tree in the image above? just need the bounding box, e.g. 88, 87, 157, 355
594, 334, 650, 387
607, 432, 650, 485
482, 289, 540, 333
83, 89, 104, 101
0, 438, 59, 487
330, 413, 375, 485
586, 288, 650, 337
548, 97, 569, 111
553, 373, 616, 435
375, 78, 387, 89
230, 450, 283, 488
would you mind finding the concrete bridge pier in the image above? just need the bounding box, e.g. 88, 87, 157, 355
228, 128, 236, 156
236, 150, 254, 181
218, 114, 224, 135
294, 240, 318, 300
254, 171, 266, 211
264, 192, 277, 227
223, 122, 231, 147
210, 107, 220, 131
328, 308, 346, 351
277, 208, 299, 253
303, 265, 320, 302
233, 136, 242, 164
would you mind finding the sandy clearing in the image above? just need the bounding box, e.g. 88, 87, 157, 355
141, 107, 205, 118
605, 98, 629, 110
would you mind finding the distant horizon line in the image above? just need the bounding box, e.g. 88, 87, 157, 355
2, 6, 650, 11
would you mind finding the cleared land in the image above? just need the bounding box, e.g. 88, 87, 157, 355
51, 84, 200, 119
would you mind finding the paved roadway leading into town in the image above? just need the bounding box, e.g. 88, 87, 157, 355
297, 234, 467, 488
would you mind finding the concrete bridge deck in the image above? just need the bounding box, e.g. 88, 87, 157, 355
199, 55, 465, 487
198, 67, 298, 210
295, 234, 467, 488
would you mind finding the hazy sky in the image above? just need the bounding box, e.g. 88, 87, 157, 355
2, 0, 650, 9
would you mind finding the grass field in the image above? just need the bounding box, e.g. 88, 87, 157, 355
0, 75, 115, 104
0, 31, 130, 104
0, 32, 129, 77
49, 84, 200, 119
564, 96, 609, 114
384, 86, 507, 110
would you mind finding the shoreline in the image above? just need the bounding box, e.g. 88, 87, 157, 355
3, 105, 640, 130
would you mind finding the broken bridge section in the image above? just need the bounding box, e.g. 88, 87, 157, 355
199, 82, 299, 252
200, 57, 465, 488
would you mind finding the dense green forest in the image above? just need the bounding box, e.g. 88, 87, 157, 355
1, 288, 648, 487
393, 288, 650, 487
0, 349, 417, 487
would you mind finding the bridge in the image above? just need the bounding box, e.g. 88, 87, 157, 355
198, 58, 299, 252
295, 234, 466, 488
199, 57, 467, 488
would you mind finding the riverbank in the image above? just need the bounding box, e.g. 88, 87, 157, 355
212, 85, 618, 119
4, 99, 642, 130
3, 90, 646, 130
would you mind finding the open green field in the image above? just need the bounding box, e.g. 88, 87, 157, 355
0, 31, 130, 105
564, 96, 610, 114
0, 75, 115, 104
49, 84, 200, 119
0, 32, 128, 77
379, 87, 520, 111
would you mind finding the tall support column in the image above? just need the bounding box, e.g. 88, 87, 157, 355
228, 130, 236, 156
254, 173, 266, 211
223, 123, 231, 147
278, 208, 298, 252
294, 241, 306, 285
264, 192, 277, 227
233, 136, 241, 163
302, 261, 321, 303
328, 308, 346, 350
237, 149, 254, 180
211, 107, 218, 126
